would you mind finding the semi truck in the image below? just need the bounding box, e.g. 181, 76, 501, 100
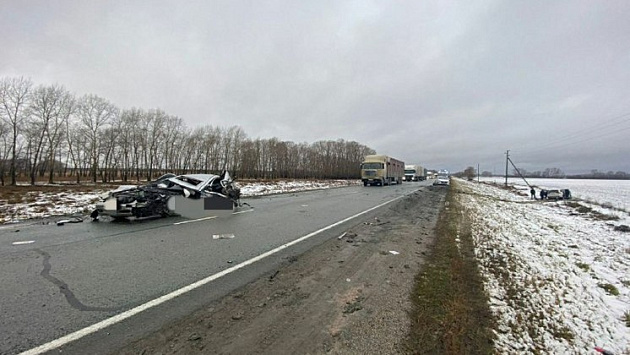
360, 155, 404, 186
404, 164, 426, 181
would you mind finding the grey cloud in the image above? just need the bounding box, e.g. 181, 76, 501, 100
1, 0, 628, 173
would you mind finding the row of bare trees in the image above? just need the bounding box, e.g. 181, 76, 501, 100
0, 76, 375, 185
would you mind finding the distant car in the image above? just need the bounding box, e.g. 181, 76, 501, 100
546, 189, 562, 200
433, 175, 449, 186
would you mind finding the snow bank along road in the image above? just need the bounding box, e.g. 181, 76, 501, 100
0, 181, 429, 354
457, 179, 630, 354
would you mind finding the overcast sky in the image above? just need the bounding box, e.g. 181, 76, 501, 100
2, 1, 629, 174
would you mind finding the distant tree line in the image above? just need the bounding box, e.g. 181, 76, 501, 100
472, 168, 629, 179
510, 168, 629, 179
0, 76, 375, 185
511, 167, 566, 178
566, 169, 629, 180
451, 166, 477, 180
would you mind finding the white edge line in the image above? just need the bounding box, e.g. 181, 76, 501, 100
21, 193, 408, 355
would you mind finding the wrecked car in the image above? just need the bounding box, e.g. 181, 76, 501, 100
93, 171, 244, 220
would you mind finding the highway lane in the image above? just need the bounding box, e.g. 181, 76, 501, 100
0, 181, 431, 354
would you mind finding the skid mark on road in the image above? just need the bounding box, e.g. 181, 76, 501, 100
35, 249, 123, 312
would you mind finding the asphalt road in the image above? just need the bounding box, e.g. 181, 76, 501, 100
0, 181, 431, 354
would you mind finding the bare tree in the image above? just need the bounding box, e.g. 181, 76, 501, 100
23, 116, 45, 185
65, 114, 88, 183
137, 108, 168, 180
118, 108, 141, 181
463, 166, 476, 180
161, 115, 183, 174
27, 84, 74, 184
76, 94, 118, 182
100, 117, 122, 182
45, 88, 74, 183
0, 77, 33, 185
199, 126, 221, 173
0, 120, 10, 185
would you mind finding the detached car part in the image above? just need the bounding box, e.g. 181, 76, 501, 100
93, 171, 244, 220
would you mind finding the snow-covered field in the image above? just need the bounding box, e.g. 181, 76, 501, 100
480, 177, 630, 213
457, 178, 630, 354
0, 180, 360, 223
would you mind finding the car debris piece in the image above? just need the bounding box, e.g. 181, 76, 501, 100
212, 234, 235, 239
93, 171, 247, 220
269, 270, 280, 281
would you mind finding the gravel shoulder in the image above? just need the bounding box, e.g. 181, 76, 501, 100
114, 186, 447, 355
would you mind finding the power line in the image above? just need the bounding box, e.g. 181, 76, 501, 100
522, 125, 630, 155
518, 111, 630, 155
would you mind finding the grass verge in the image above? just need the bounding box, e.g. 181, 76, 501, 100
405, 181, 495, 354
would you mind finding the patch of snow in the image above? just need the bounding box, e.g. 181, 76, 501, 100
238, 179, 359, 196
458, 179, 630, 354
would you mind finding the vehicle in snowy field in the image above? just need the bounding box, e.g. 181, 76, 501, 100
93, 171, 243, 220
404, 164, 426, 181
361, 155, 404, 186
545, 189, 571, 200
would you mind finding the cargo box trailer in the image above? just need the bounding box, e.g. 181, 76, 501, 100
361, 155, 404, 186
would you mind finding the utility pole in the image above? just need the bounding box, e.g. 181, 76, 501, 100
477, 163, 480, 182
505, 150, 510, 187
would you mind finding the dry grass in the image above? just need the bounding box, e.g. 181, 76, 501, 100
0, 184, 107, 204
564, 201, 620, 221
406, 181, 495, 354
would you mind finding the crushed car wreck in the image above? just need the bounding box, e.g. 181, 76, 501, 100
93, 171, 246, 220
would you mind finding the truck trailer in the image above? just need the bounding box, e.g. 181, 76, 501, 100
361, 155, 404, 186
404, 164, 426, 181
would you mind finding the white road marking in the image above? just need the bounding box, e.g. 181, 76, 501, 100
232, 209, 253, 215
12, 240, 35, 245
20, 193, 408, 355
173, 216, 217, 225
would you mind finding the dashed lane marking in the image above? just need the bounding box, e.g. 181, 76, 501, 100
172, 216, 217, 225
12, 240, 35, 245
232, 209, 254, 215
